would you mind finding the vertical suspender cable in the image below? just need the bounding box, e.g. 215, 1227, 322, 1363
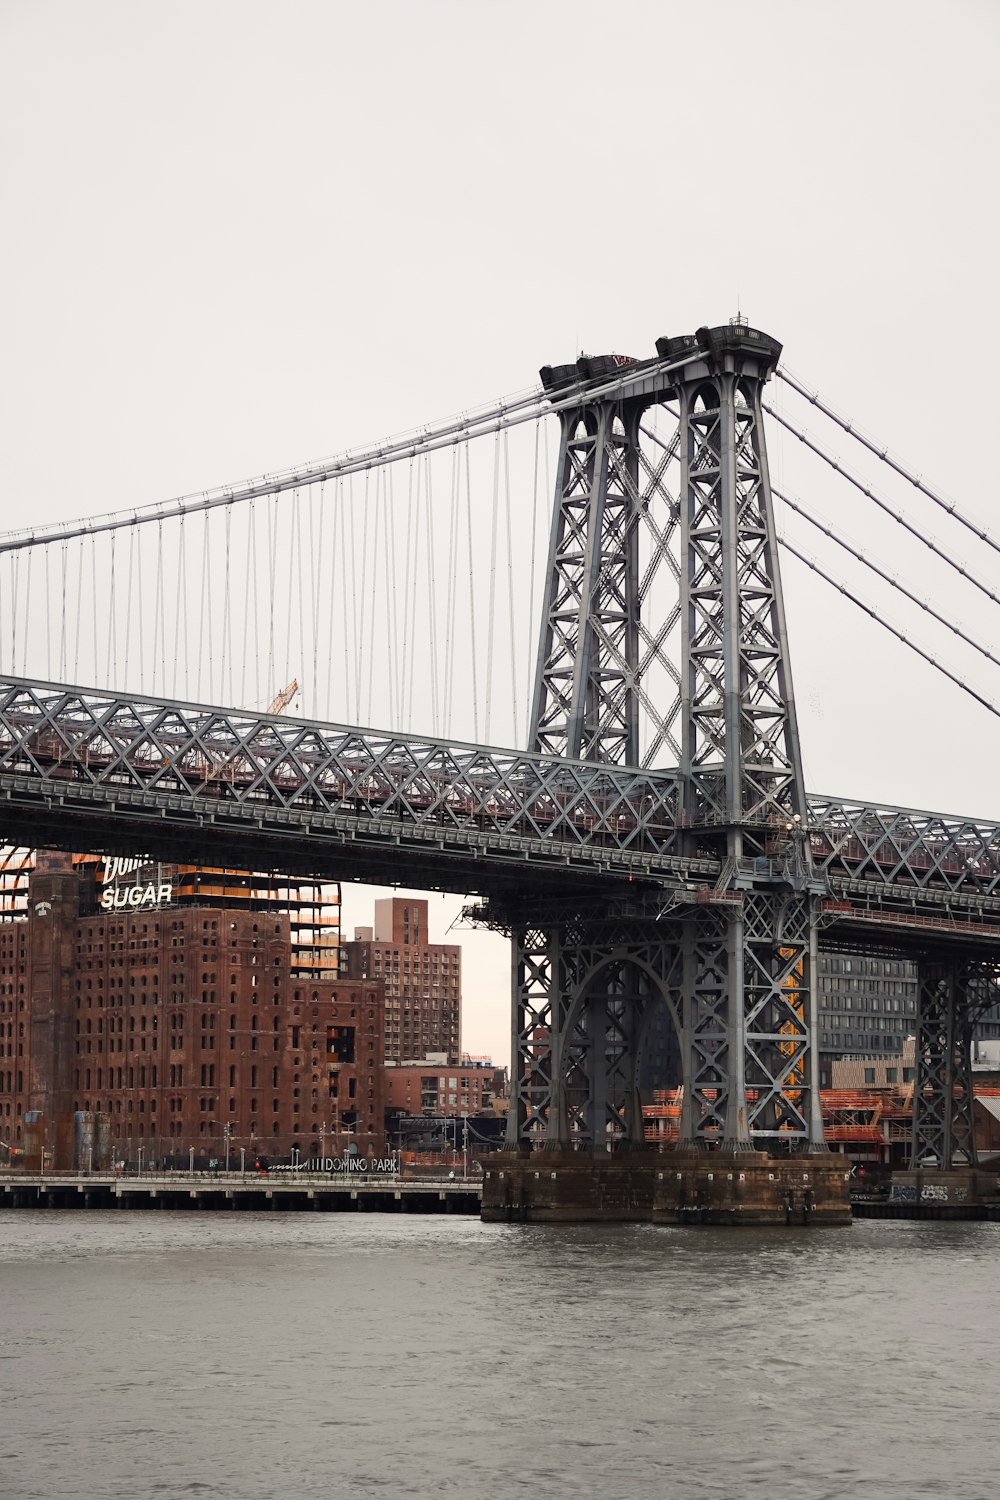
443, 445, 460, 736
24, 546, 33, 678
155, 522, 167, 696
285, 489, 297, 694
135, 526, 145, 691
502, 427, 519, 747
338, 478, 351, 720
123, 532, 134, 689
72, 539, 83, 681
106, 533, 116, 688
383, 466, 400, 728
296, 489, 307, 707
406, 460, 423, 730
91, 536, 99, 684
424, 454, 439, 733
198, 512, 211, 701
325, 480, 338, 718
464, 440, 480, 742
240, 502, 253, 709
266, 494, 278, 703
151, 524, 162, 694
44, 544, 52, 680
484, 432, 501, 743
58, 542, 68, 680
9, 553, 18, 675
175, 518, 187, 702
349, 475, 363, 722
366, 471, 381, 724
399, 462, 414, 731
222, 505, 233, 707
249, 500, 261, 707
310, 484, 323, 717
526, 417, 541, 746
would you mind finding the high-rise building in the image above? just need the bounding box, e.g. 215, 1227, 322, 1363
816, 951, 1000, 1087
0, 851, 384, 1169
343, 897, 461, 1063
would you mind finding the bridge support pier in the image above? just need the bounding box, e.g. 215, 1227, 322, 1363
488, 881, 850, 1226
887, 1166, 1000, 1216
481, 1150, 851, 1225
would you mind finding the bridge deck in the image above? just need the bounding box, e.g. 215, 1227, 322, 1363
2, 677, 1000, 933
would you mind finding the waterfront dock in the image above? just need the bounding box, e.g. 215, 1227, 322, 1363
0, 1171, 482, 1214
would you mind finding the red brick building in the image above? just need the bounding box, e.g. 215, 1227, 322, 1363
383, 1058, 497, 1118
0, 853, 385, 1169
343, 897, 461, 1063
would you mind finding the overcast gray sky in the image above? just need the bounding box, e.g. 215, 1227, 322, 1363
2, 0, 999, 1063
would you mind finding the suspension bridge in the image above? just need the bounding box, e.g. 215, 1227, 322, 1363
2, 320, 999, 1222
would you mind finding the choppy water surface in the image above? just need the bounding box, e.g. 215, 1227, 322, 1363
1, 1211, 998, 1499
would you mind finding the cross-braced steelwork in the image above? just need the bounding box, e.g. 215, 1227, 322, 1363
3, 322, 1000, 1182
529, 367, 687, 769
911, 961, 1000, 1169
507, 901, 683, 1151
675, 335, 805, 831
514, 323, 824, 1155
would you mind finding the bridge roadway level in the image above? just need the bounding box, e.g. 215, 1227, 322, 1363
0, 1173, 482, 1214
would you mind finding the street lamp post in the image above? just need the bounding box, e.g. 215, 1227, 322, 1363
223, 1122, 232, 1174
189, 1145, 195, 1174
138, 1145, 143, 1178
240, 1146, 246, 1178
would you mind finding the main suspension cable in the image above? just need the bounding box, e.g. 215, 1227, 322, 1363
774, 486, 1000, 674
764, 402, 1000, 612
0, 349, 705, 556
779, 533, 1000, 720
776, 365, 1000, 561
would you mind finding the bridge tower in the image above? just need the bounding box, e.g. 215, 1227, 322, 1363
484, 323, 848, 1223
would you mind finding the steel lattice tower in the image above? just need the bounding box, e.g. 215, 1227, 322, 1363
509, 322, 825, 1155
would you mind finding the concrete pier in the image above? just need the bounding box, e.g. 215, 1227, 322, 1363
850, 1166, 1000, 1220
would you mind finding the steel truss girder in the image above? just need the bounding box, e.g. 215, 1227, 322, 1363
0, 677, 685, 882
808, 795, 1000, 899
4, 675, 1000, 911
911, 960, 1000, 1169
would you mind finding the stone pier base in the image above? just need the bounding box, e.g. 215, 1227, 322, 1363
481, 1150, 852, 1225
653, 1151, 851, 1225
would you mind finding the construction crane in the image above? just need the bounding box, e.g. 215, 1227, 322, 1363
265, 679, 298, 716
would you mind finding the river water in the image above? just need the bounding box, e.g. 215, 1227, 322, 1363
1, 1211, 997, 1499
